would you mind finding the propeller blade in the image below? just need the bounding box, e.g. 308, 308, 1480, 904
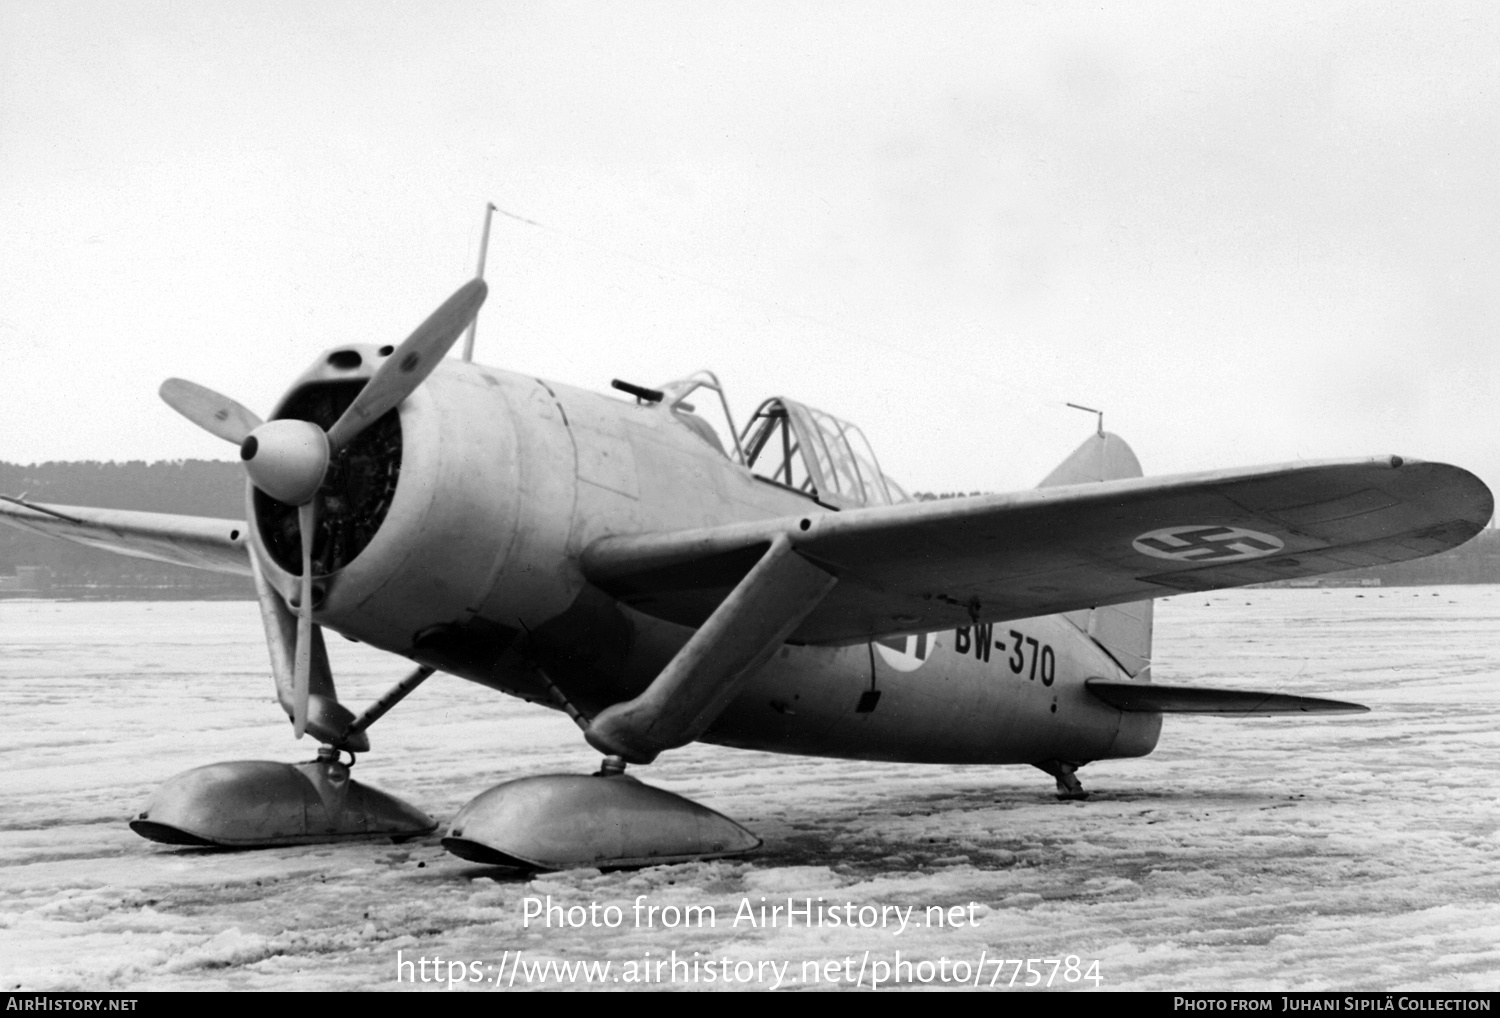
159, 378, 263, 445
291, 501, 316, 739
325, 278, 487, 452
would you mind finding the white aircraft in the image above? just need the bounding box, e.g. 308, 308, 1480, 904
2, 279, 1490, 869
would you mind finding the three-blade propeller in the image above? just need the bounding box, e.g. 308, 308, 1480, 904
159, 279, 487, 738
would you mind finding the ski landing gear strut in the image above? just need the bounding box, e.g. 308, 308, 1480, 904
442, 536, 834, 871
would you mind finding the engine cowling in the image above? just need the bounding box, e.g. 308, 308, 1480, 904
249, 348, 583, 660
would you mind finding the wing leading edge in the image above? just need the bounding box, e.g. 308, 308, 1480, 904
583, 456, 1492, 645
0, 499, 249, 576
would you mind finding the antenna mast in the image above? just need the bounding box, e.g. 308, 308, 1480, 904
461, 202, 498, 362
1066, 402, 1104, 437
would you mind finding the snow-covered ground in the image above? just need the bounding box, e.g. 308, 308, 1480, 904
2, 589, 1497, 991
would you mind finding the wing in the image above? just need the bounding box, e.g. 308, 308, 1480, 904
0, 499, 250, 576
583, 456, 1492, 645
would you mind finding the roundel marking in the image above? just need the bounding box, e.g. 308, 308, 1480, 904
873, 633, 932, 672
1132, 525, 1285, 563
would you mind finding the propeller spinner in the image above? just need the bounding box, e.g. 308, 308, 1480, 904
159, 279, 488, 738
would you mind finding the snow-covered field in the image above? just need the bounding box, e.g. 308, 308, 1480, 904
2, 589, 1497, 992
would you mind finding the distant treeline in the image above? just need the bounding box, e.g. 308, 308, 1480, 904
1332, 527, 1500, 585
0, 466, 1494, 597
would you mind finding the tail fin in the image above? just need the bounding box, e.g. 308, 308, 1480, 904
1037, 430, 1143, 488
1039, 432, 1153, 677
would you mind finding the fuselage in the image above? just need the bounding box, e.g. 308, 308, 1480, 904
249, 348, 1160, 767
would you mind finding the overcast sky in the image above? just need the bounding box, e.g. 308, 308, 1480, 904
3, 1, 1497, 499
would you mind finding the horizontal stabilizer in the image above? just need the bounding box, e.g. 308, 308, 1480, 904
1085, 679, 1367, 715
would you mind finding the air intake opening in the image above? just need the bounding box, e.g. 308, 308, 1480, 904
253, 380, 402, 576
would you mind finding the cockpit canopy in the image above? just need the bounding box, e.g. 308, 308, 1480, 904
643, 371, 910, 510
740, 397, 910, 509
